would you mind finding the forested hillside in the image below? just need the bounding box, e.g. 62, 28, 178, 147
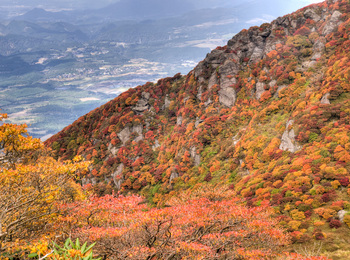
43, 0, 350, 258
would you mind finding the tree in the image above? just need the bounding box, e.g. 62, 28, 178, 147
0, 114, 89, 255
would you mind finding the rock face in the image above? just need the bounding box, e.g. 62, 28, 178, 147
190, 146, 201, 166
169, 170, 179, 185
321, 93, 331, 104
219, 87, 236, 107
255, 82, 266, 100
279, 120, 302, 153
323, 10, 342, 35
177, 116, 183, 126
190, 4, 342, 112
112, 163, 124, 189
133, 91, 150, 113
117, 125, 143, 145
164, 95, 171, 109
108, 143, 119, 156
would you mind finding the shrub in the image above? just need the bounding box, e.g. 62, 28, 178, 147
329, 219, 342, 229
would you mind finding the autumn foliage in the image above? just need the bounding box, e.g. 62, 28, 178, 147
34, 0, 350, 258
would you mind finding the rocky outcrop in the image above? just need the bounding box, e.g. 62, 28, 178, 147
195, 117, 203, 128
133, 91, 150, 113
227, 25, 273, 64
108, 143, 119, 156
164, 95, 171, 109
338, 210, 347, 222
219, 87, 236, 107
177, 116, 183, 126
190, 146, 201, 166
304, 8, 321, 22
208, 73, 218, 89
320, 93, 331, 104
312, 38, 326, 61
117, 125, 143, 145
279, 120, 302, 153
112, 163, 124, 190
323, 10, 342, 35
219, 60, 238, 89
169, 170, 179, 185
255, 82, 266, 100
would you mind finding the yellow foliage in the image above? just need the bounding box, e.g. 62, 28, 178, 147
331, 180, 341, 190
343, 215, 350, 228
0, 114, 90, 253
288, 220, 301, 231
290, 209, 305, 221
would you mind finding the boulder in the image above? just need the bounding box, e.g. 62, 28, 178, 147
219, 87, 236, 107
255, 82, 266, 100
320, 93, 331, 104
338, 210, 347, 222
279, 120, 302, 153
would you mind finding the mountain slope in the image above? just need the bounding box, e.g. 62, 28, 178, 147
46, 0, 350, 254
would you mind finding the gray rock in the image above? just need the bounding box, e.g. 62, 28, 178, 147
132, 125, 144, 143
250, 46, 265, 64
320, 93, 331, 104
117, 125, 143, 145
219, 60, 238, 89
204, 97, 212, 106
338, 210, 347, 222
152, 139, 160, 151
256, 82, 266, 100
82, 176, 98, 186
269, 80, 277, 89
169, 171, 179, 185
219, 87, 236, 107
108, 143, 119, 157
195, 117, 203, 128
112, 163, 124, 190
117, 126, 131, 145
190, 146, 201, 166
301, 60, 317, 70
208, 73, 218, 89
177, 116, 183, 126
312, 38, 326, 60
132, 91, 150, 113
232, 133, 240, 146
164, 95, 171, 109
304, 8, 321, 22
197, 85, 203, 101
323, 10, 342, 35
279, 120, 302, 153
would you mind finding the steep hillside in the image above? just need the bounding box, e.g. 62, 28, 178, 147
47, 0, 350, 254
